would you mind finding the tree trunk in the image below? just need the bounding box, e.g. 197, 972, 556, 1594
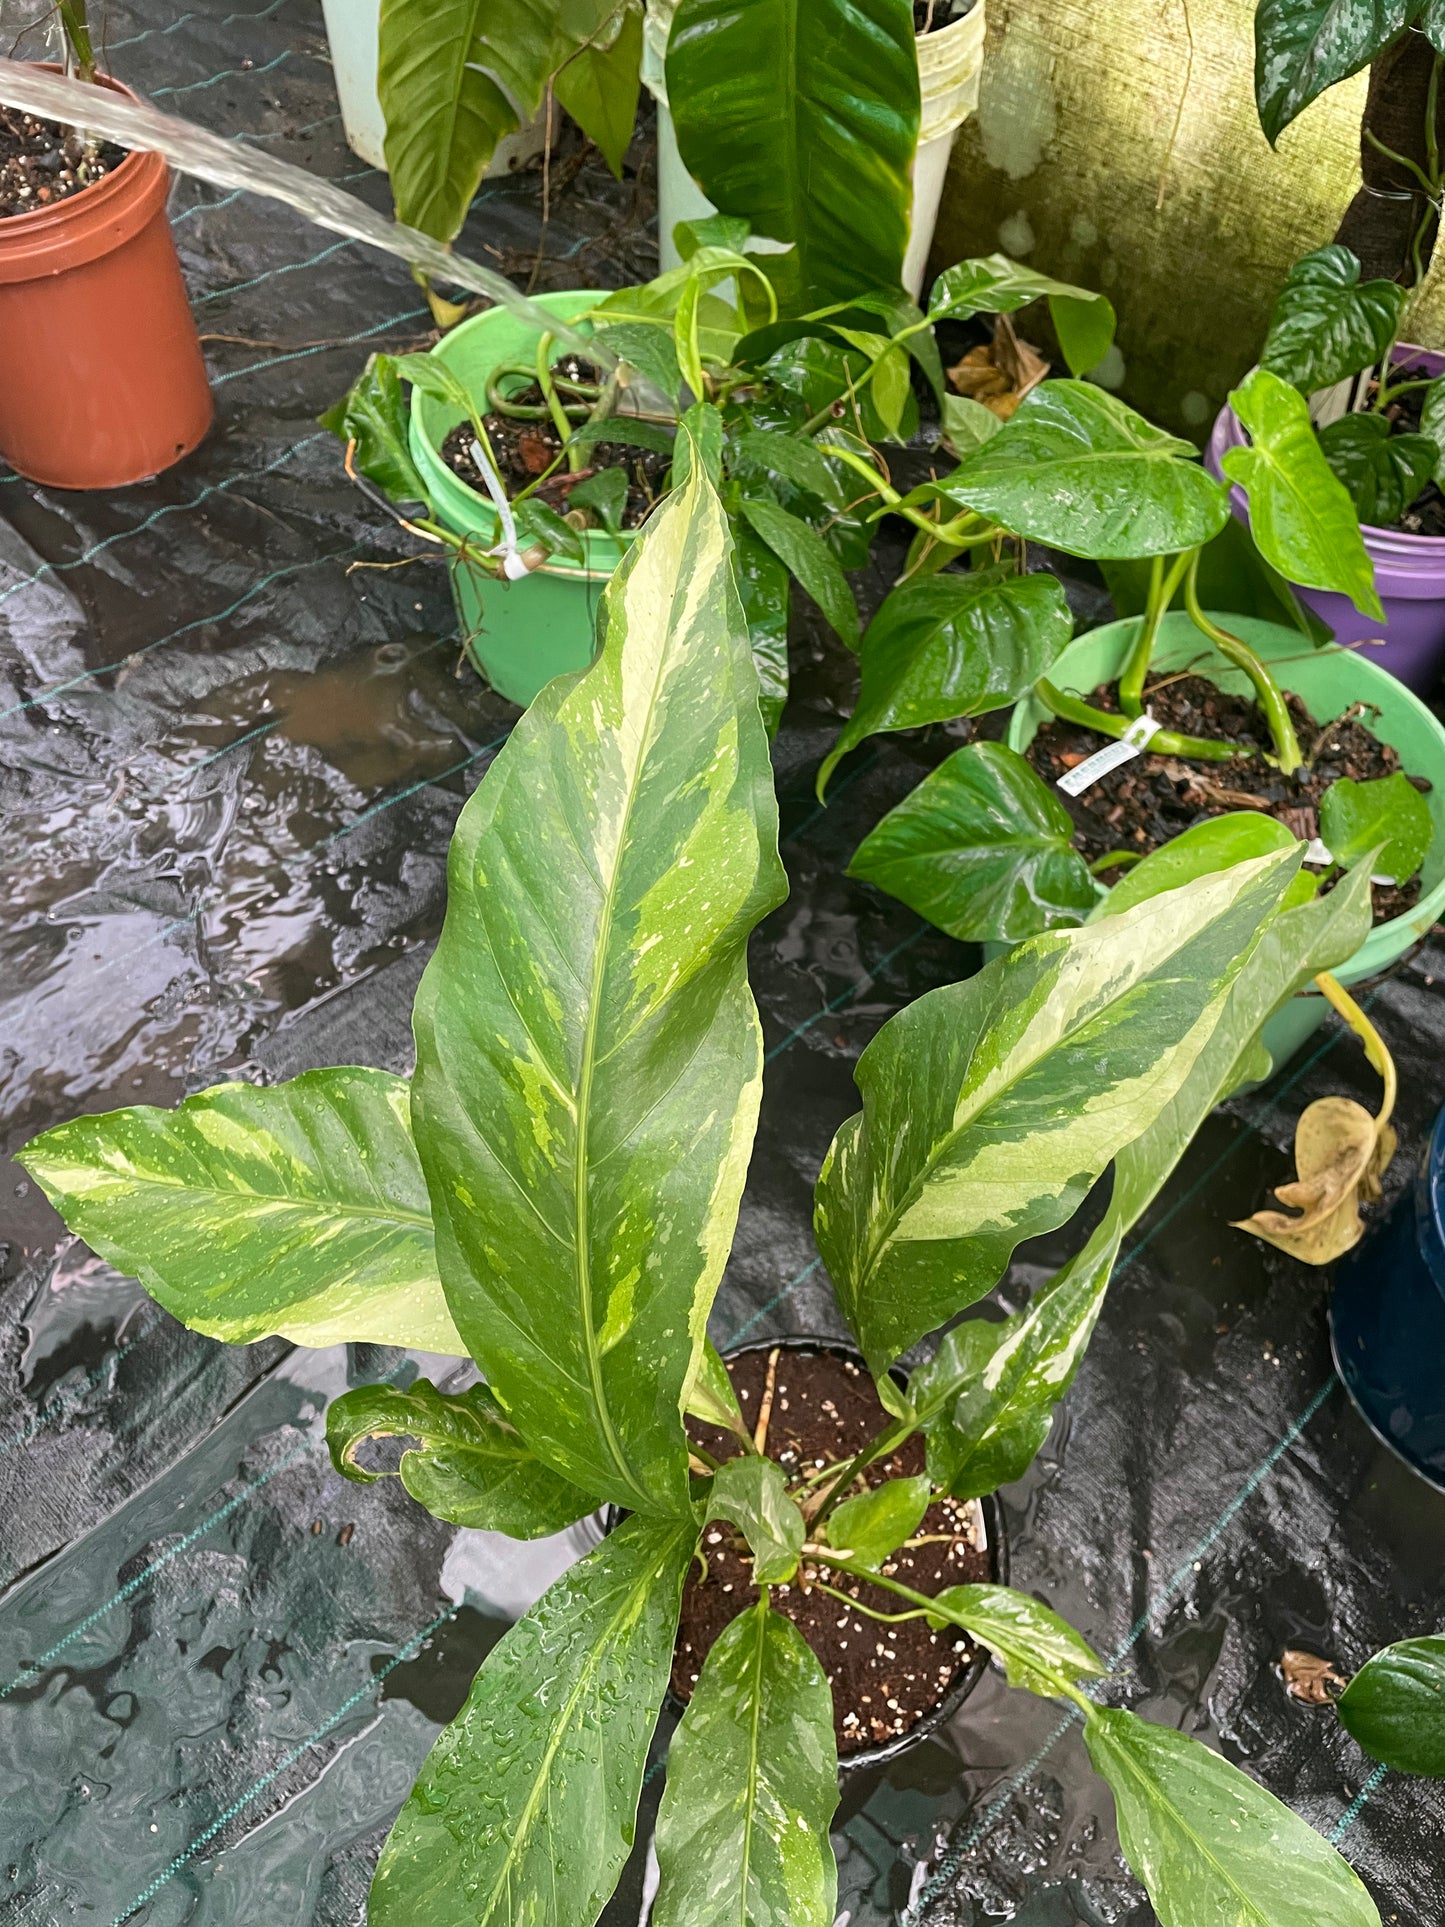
1334, 29, 1445, 284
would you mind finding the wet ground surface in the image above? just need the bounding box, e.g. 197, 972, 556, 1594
1, 3, 1443, 1922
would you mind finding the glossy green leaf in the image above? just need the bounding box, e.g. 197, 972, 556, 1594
1050, 291, 1118, 378
1423, 0, 1445, 53
1337, 1634, 1445, 1775
1099, 812, 1298, 919
514, 495, 586, 563
731, 518, 791, 737
552, 0, 643, 176
826, 1474, 931, 1570
372, 1511, 696, 1927
653, 1599, 839, 1927
1317, 412, 1437, 526
761, 336, 906, 446
686, 1337, 750, 1437
675, 213, 753, 259
1260, 246, 1407, 394
926, 1583, 1105, 1695
738, 494, 859, 652
1222, 367, 1384, 619
1254, 0, 1410, 144
817, 571, 1073, 796
326, 1379, 598, 1533
847, 741, 1097, 942
19, 1068, 463, 1353
596, 321, 685, 405
567, 414, 677, 459
570, 466, 630, 534
708, 1455, 807, 1584
870, 343, 912, 440
941, 382, 1230, 560
813, 849, 1304, 1373
1419, 375, 1445, 481
666, 0, 920, 308
727, 428, 836, 503
674, 400, 727, 487
411, 466, 787, 1516
920, 1232, 1119, 1499
941, 393, 1002, 458
1320, 772, 1434, 881
320, 354, 431, 507
1085, 1707, 1382, 1927
927, 254, 1107, 325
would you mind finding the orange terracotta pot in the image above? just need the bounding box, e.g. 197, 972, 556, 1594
0, 69, 213, 488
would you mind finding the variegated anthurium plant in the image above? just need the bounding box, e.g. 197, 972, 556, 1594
19, 457, 1425, 1927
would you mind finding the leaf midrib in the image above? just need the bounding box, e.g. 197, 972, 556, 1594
736, 1602, 769, 1927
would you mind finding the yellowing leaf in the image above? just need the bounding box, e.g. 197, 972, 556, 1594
1233, 1095, 1397, 1264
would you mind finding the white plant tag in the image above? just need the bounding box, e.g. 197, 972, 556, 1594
1301, 838, 1394, 885
1056, 713, 1162, 797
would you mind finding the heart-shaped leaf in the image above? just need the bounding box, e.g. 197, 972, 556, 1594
1098, 812, 1299, 919
326, 1379, 598, 1533
826, 1474, 932, 1569
847, 741, 1098, 941
817, 570, 1074, 794
1222, 367, 1384, 620
1337, 1635, 1445, 1775
940, 381, 1230, 560
18, 1068, 463, 1353
1317, 412, 1437, 526
1050, 291, 1118, 378
1233, 1094, 1397, 1263
1254, 0, 1412, 145
941, 393, 1003, 457
1320, 771, 1433, 880
1260, 246, 1408, 394
708, 1455, 807, 1584
654, 1600, 839, 1927
927, 254, 1107, 325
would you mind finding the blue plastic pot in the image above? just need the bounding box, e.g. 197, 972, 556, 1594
1330, 1100, 1445, 1490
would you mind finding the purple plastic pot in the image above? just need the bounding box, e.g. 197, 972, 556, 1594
1205, 344, 1445, 695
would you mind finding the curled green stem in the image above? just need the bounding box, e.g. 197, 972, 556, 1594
1035, 678, 1242, 763
1184, 557, 1302, 774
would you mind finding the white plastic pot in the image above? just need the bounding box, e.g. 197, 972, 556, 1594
320, 0, 547, 177
644, 0, 986, 297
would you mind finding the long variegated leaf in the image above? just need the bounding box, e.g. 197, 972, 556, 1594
411, 465, 787, 1515
372, 1511, 696, 1927
813, 851, 1302, 1375
18, 1069, 463, 1353
653, 1599, 840, 1927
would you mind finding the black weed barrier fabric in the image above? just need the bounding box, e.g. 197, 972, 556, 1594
1, 4, 1443, 1922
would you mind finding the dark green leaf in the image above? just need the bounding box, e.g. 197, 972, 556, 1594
731, 519, 791, 737
847, 741, 1097, 941
371, 1512, 696, 1927
1337, 1634, 1445, 1775
321, 353, 432, 507
18, 1068, 462, 1353
761, 335, 907, 443
941, 381, 1230, 560
1260, 246, 1407, 394
708, 1456, 807, 1584
1222, 367, 1384, 619
1099, 813, 1299, 918
567, 413, 677, 457
1317, 411, 1437, 525
1050, 291, 1117, 377
739, 495, 859, 651
569, 466, 630, 534
1085, 1707, 1382, 1926
675, 213, 753, 259
667, 0, 920, 307
513, 495, 585, 562
654, 1600, 839, 1927
326, 1379, 598, 1533
925, 1583, 1105, 1693
1254, 0, 1411, 144
727, 428, 836, 501
1423, 0, 1445, 53
595, 321, 685, 405
826, 1474, 931, 1570
817, 570, 1074, 795
411, 468, 787, 1515
927, 254, 1108, 325
1420, 374, 1445, 482
552, 0, 642, 176
1320, 771, 1433, 880
813, 849, 1304, 1373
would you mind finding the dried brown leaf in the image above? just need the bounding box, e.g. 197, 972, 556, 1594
1279, 1648, 1346, 1704
1232, 1096, 1396, 1265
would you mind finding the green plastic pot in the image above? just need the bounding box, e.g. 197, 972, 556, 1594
408, 289, 629, 707
1006, 611, 1445, 1075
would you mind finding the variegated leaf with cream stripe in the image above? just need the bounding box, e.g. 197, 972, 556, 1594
19, 1067, 463, 1353
411, 463, 788, 1516
814, 848, 1304, 1375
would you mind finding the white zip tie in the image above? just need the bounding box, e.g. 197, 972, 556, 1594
469, 438, 530, 580
1056, 712, 1162, 796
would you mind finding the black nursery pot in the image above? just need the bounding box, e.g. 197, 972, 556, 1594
674, 1334, 1009, 1774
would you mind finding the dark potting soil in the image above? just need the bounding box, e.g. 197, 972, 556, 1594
1363, 367, 1445, 536
1028, 674, 1428, 922
440, 355, 671, 532
676, 1348, 994, 1756
0, 108, 125, 220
